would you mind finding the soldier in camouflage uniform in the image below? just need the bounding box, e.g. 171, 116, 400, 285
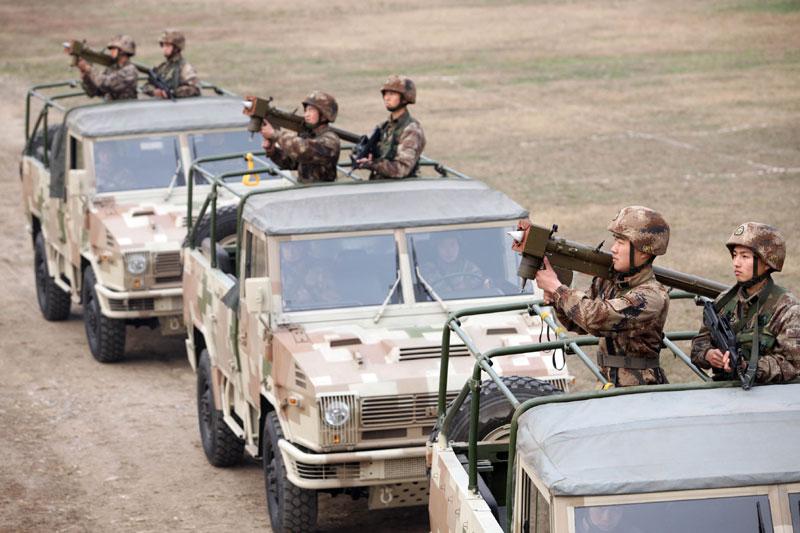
260, 91, 341, 183
356, 75, 426, 179
141, 29, 201, 99
536, 206, 671, 387
691, 223, 800, 384
77, 35, 138, 101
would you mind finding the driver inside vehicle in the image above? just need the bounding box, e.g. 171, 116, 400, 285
94, 142, 135, 193
280, 242, 339, 311
577, 505, 641, 533
419, 234, 489, 292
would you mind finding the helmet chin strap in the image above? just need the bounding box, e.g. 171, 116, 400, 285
739, 255, 771, 289
615, 245, 653, 281
386, 102, 407, 113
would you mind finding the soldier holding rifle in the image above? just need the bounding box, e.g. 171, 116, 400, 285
690, 223, 800, 385
141, 29, 201, 99
73, 35, 138, 101
535, 206, 671, 387
260, 91, 341, 183
355, 75, 425, 180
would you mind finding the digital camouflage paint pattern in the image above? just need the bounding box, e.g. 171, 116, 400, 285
82, 62, 138, 101
266, 125, 341, 183
690, 285, 800, 383
552, 266, 670, 387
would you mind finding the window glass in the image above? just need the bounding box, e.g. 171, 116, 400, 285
279, 234, 400, 312
189, 130, 270, 179
573, 495, 773, 533
94, 135, 181, 193
253, 236, 267, 278
520, 472, 550, 533
407, 227, 533, 302
790, 493, 800, 533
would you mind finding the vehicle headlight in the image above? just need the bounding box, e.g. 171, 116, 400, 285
126, 254, 148, 275
323, 401, 351, 427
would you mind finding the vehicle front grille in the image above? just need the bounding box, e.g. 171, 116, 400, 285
154, 251, 181, 277
361, 391, 458, 428
290, 457, 426, 481
542, 377, 570, 393
398, 343, 471, 361
294, 461, 361, 481
108, 298, 155, 312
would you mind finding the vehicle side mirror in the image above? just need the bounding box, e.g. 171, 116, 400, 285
244, 277, 272, 314
67, 169, 87, 195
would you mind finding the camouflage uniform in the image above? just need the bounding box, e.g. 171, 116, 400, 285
552, 207, 671, 387
141, 30, 201, 98
366, 75, 426, 180
691, 223, 800, 384
265, 91, 341, 183
81, 35, 138, 101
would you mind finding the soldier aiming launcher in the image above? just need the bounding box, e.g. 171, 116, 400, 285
241, 95, 377, 171
508, 219, 728, 298
62, 39, 175, 99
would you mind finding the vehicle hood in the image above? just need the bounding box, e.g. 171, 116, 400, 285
89, 197, 187, 251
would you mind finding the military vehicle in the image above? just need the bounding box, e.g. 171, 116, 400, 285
182, 146, 574, 531
428, 281, 800, 532
20, 80, 272, 362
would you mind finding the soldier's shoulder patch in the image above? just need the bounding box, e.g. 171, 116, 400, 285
734, 225, 745, 235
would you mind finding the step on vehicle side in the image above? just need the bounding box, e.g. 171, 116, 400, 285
182, 147, 574, 532
20, 80, 291, 362
428, 295, 800, 533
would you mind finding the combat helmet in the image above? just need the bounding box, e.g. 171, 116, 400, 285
381, 75, 416, 104
607, 206, 669, 276
107, 35, 136, 56
302, 91, 338, 123
159, 29, 186, 51
726, 222, 785, 283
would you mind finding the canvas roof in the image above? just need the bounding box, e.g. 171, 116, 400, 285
240, 179, 529, 235
517, 383, 800, 496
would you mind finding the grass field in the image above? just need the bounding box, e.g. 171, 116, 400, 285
2, 0, 798, 385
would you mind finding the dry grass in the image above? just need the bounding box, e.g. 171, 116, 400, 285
1, 0, 798, 387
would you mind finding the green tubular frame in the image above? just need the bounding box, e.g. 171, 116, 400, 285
434, 292, 725, 531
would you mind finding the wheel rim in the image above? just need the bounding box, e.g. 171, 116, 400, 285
199, 374, 213, 446
482, 425, 511, 442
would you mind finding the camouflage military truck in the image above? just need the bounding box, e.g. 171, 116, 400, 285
182, 161, 573, 531
428, 297, 800, 533
20, 81, 277, 362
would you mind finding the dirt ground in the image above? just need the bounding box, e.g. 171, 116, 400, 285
1, 0, 798, 532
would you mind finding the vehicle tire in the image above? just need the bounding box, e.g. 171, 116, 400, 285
184, 204, 239, 248
34, 233, 71, 321
437, 376, 563, 443
263, 411, 317, 533
82, 267, 126, 363
196, 349, 243, 467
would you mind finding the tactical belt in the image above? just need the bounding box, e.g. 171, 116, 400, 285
596, 353, 661, 369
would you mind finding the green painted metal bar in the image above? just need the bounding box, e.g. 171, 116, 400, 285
210, 185, 218, 268
663, 335, 710, 381
467, 377, 481, 492
503, 380, 738, 531
437, 324, 453, 419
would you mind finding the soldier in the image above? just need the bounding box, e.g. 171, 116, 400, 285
76, 35, 138, 101
420, 234, 488, 292
260, 91, 341, 183
535, 206, 671, 387
355, 75, 426, 179
141, 29, 201, 99
690, 223, 800, 384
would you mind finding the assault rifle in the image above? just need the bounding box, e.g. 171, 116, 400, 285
508, 219, 729, 298
63, 39, 174, 99
241, 95, 362, 143
350, 126, 381, 169
697, 299, 750, 389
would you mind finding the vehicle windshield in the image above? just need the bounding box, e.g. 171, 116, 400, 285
94, 135, 182, 193
790, 493, 800, 532
279, 234, 401, 312
189, 130, 270, 179
574, 495, 773, 533
407, 227, 531, 302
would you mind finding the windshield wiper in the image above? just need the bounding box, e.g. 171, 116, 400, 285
373, 242, 402, 324
410, 237, 449, 314
163, 138, 183, 201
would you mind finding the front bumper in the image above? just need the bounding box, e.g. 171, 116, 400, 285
94, 284, 183, 319
278, 439, 427, 490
